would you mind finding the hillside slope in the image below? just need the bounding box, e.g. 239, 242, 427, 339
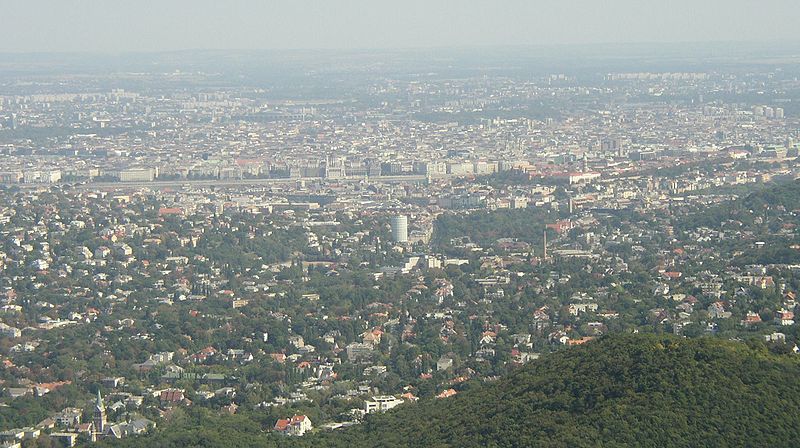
318, 334, 800, 447
95, 335, 800, 448
677, 179, 800, 231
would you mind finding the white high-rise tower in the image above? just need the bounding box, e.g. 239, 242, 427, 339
391, 215, 408, 243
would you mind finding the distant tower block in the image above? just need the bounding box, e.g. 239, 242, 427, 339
391, 215, 409, 243
543, 228, 548, 260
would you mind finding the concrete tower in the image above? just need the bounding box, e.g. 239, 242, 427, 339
543, 228, 548, 260
391, 215, 409, 243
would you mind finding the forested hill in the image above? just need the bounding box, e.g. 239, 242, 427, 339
96, 334, 800, 448
673, 179, 800, 265
315, 334, 800, 447
677, 179, 800, 230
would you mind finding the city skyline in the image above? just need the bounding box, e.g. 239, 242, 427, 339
2, 3, 800, 446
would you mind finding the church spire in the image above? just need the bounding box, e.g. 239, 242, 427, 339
93, 387, 107, 437
95, 388, 104, 410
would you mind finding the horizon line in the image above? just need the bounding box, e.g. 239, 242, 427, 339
2, 39, 800, 57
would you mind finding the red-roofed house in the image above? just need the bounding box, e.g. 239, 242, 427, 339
274, 415, 312, 436
546, 220, 574, 234
160, 389, 189, 406
436, 389, 457, 399
777, 309, 795, 326
190, 346, 217, 363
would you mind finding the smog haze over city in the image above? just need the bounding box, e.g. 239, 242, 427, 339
1, 2, 800, 447
3, 0, 800, 52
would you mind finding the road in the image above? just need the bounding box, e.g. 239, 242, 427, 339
69, 175, 434, 190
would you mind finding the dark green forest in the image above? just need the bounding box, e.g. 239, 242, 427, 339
434, 207, 559, 254
91, 334, 800, 448
675, 179, 800, 265
677, 179, 800, 231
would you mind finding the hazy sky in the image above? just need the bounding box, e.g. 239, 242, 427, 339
2, 0, 799, 53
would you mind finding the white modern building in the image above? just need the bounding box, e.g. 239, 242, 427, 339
390, 215, 408, 243
119, 168, 156, 182
364, 395, 404, 414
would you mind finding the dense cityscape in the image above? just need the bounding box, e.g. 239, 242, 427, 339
1, 45, 800, 447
